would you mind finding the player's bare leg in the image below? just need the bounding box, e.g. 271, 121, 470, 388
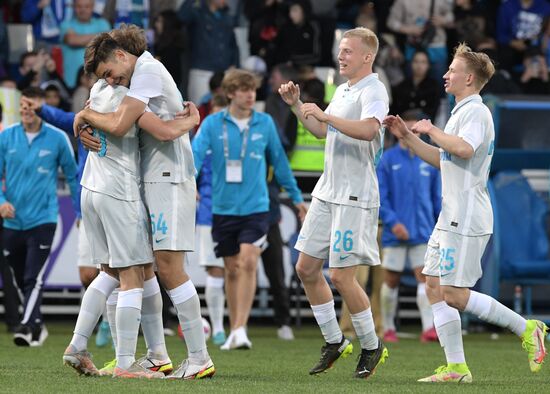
221, 244, 261, 350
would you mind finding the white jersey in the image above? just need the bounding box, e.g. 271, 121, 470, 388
312, 73, 389, 208
436, 94, 495, 236
81, 80, 141, 201
127, 51, 195, 183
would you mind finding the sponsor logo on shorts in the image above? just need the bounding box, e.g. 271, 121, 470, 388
297, 234, 307, 241
155, 237, 167, 244
339, 254, 351, 261
39, 244, 51, 250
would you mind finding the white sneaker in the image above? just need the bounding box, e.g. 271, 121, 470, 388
30, 325, 49, 347
220, 328, 252, 350
220, 331, 235, 350
165, 358, 215, 380
277, 325, 295, 341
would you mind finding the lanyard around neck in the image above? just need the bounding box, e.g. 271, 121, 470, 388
222, 113, 251, 161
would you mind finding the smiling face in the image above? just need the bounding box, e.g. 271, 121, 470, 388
94, 51, 133, 87
443, 57, 473, 99
337, 36, 372, 83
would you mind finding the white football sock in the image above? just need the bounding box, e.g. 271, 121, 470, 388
116, 288, 143, 370
141, 278, 168, 360
351, 308, 379, 350
464, 290, 526, 336
106, 289, 119, 349
416, 283, 434, 331
311, 300, 342, 344
205, 275, 225, 335
71, 272, 119, 351
432, 301, 465, 364
380, 283, 398, 332
168, 280, 208, 363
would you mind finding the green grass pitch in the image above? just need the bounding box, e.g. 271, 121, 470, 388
0, 322, 548, 393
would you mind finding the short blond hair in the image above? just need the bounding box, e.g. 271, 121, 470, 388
453, 43, 495, 89
221, 69, 260, 97
342, 27, 379, 55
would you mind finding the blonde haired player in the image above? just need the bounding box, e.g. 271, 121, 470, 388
384, 43, 547, 383
279, 27, 389, 379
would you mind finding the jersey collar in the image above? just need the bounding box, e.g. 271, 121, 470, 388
347, 73, 379, 92
451, 94, 482, 115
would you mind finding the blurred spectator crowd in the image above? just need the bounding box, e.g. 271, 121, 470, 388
0, 0, 549, 133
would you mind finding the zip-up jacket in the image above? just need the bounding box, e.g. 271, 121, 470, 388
377, 144, 441, 246
0, 121, 79, 230
192, 110, 303, 216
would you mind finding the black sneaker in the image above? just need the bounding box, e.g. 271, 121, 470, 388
354, 339, 389, 379
30, 324, 48, 347
309, 337, 353, 375
13, 325, 32, 347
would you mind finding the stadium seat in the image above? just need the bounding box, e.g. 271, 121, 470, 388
492, 171, 550, 316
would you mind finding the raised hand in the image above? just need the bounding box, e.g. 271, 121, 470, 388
278, 81, 301, 106
383, 115, 410, 139
411, 119, 434, 134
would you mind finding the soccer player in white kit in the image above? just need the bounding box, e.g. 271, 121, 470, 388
63, 79, 193, 378
384, 43, 547, 383
73, 25, 214, 380
279, 27, 389, 379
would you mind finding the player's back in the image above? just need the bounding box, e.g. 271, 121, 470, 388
133, 51, 195, 183
312, 73, 389, 209
437, 95, 495, 236
81, 80, 141, 201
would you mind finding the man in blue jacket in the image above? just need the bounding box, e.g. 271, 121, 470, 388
192, 69, 306, 350
377, 110, 441, 343
0, 87, 79, 347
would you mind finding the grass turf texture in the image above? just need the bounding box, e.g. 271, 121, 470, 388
0, 323, 547, 393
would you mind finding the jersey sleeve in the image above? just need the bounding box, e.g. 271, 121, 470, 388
457, 108, 486, 151
126, 62, 163, 104
359, 82, 389, 123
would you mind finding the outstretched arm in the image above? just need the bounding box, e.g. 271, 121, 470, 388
412, 119, 474, 160
384, 115, 441, 168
